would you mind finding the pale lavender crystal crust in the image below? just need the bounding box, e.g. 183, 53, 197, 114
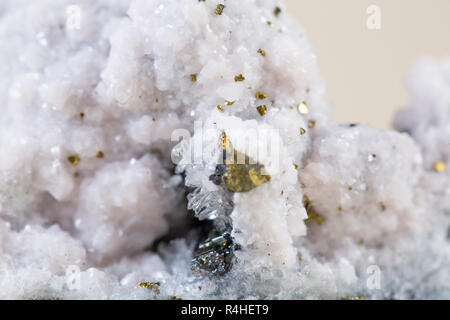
0, 0, 448, 299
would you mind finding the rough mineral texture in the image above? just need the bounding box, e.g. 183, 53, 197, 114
0, 0, 448, 299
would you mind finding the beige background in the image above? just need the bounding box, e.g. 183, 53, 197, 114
284, 0, 450, 129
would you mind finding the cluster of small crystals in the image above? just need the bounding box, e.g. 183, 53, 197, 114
187, 186, 233, 222
191, 232, 236, 277
0, 0, 448, 300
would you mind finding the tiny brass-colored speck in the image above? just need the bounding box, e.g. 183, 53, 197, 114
302, 195, 324, 226
190, 74, 197, 82
152, 117, 156, 121
67, 154, 80, 166
300, 128, 306, 135
79, 112, 84, 119
225, 100, 235, 106
138, 282, 151, 288
257, 48, 266, 56
267, 21, 274, 27
294, 163, 298, 169
348, 186, 353, 191
215, 4, 225, 15
171, 296, 183, 300
297, 101, 309, 114
274, 6, 282, 16
137, 281, 161, 291
300, 183, 306, 188
338, 206, 342, 212
343, 297, 365, 301
217, 105, 225, 112
289, 106, 294, 110
380, 202, 387, 212
96, 151, 104, 159
256, 91, 266, 99
198, 0, 206, 2
257, 105, 267, 116
308, 120, 316, 128
433, 160, 446, 172
234, 74, 245, 82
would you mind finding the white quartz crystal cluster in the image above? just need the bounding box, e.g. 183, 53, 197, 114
0, 0, 448, 299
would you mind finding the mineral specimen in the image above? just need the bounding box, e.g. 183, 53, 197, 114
191, 232, 237, 277
0, 0, 448, 300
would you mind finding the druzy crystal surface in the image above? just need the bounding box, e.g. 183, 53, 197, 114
0, 0, 448, 299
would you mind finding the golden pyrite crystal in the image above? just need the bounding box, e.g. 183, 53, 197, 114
220, 133, 271, 193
